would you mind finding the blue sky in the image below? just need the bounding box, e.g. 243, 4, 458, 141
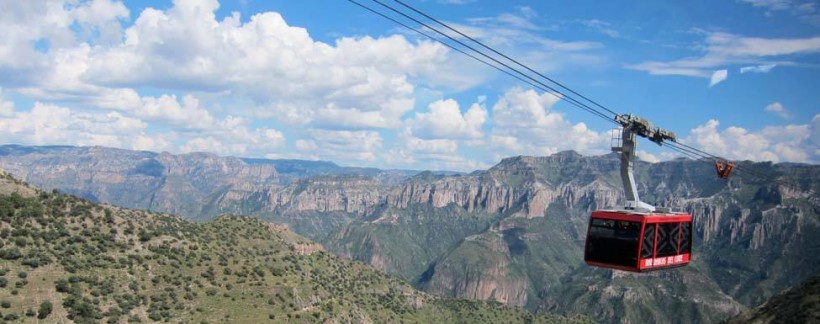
0, 0, 817, 171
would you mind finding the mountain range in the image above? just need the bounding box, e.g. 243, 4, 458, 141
1, 144, 818, 323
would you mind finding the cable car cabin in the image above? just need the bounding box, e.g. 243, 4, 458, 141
584, 210, 692, 272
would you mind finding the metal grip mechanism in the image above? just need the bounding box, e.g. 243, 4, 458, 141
612, 114, 677, 212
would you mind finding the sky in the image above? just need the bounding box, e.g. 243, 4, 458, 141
0, 0, 818, 171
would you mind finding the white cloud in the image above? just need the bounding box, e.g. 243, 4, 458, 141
0, 0, 466, 134
740, 64, 777, 73
184, 115, 286, 156
70, 0, 130, 44
709, 69, 728, 87
764, 102, 791, 119
0, 0, 130, 88
132, 133, 174, 152
0, 99, 285, 158
0, 94, 13, 117
81, 7, 452, 130
489, 88, 609, 157
740, 0, 820, 24
581, 19, 622, 38
296, 130, 383, 162
406, 99, 487, 140
0, 102, 146, 147
685, 117, 818, 163
628, 31, 820, 77
438, 0, 475, 4
386, 130, 488, 171
635, 150, 684, 163
444, 7, 605, 74
741, 0, 793, 11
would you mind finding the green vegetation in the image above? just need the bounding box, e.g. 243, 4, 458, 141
0, 171, 582, 323
726, 275, 820, 324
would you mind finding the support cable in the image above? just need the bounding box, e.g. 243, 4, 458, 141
393, 0, 620, 118
367, 0, 617, 124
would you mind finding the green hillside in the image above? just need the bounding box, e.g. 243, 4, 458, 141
0, 171, 586, 323
725, 275, 820, 324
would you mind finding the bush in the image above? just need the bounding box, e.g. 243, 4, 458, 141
37, 300, 53, 319
0, 301, 10, 308
0, 248, 22, 260
55, 279, 70, 293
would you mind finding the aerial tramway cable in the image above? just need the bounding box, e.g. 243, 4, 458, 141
347, 0, 618, 126
361, 0, 618, 124
393, 0, 621, 118
350, 0, 777, 183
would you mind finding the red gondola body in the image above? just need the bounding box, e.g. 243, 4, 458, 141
584, 210, 693, 272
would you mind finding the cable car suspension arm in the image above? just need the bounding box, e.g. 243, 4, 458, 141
613, 114, 677, 212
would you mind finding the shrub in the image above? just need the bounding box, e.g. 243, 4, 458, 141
37, 300, 53, 319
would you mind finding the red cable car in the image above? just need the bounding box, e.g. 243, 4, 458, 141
585, 210, 692, 272
584, 115, 693, 272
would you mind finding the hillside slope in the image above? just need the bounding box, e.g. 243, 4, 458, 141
0, 170, 583, 323
725, 275, 820, 324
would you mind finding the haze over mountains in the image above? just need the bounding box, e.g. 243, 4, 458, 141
1, 144, 818, 323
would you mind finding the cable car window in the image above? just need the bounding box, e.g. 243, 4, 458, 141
680, 222, 691, 254
641, 224, 655, 258
671, 223, 681, 254
656, 223, 678, 257
586, 219, 641, 267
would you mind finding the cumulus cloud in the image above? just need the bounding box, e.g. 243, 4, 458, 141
764, 102, 791, 119
387, 130, 489, 171
180, 115, 286, 156
0, 100, 285, 157
296, 130, 383, 162
80, 5, 452, 129
1, 0, 460, 132
406, 99, 487, 140
709, 69, 728, 87
685, 116, 818, 163
0, 0, 478, 163
0, 102, 145, 148
489, 88, 608, 158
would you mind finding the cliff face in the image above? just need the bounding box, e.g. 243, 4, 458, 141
420, 231, 531, 307
267, 176, 384, 215
1, 145, 818, 324
0, 145, 401, 221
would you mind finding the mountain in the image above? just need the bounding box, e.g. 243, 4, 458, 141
1, 145, 818, 323
0, 169, 582, 323
725, 275, 820, 324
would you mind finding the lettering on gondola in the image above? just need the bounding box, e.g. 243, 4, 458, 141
641, 254, 690, 269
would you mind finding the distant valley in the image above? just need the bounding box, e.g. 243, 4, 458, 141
1, 144, 818, 323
